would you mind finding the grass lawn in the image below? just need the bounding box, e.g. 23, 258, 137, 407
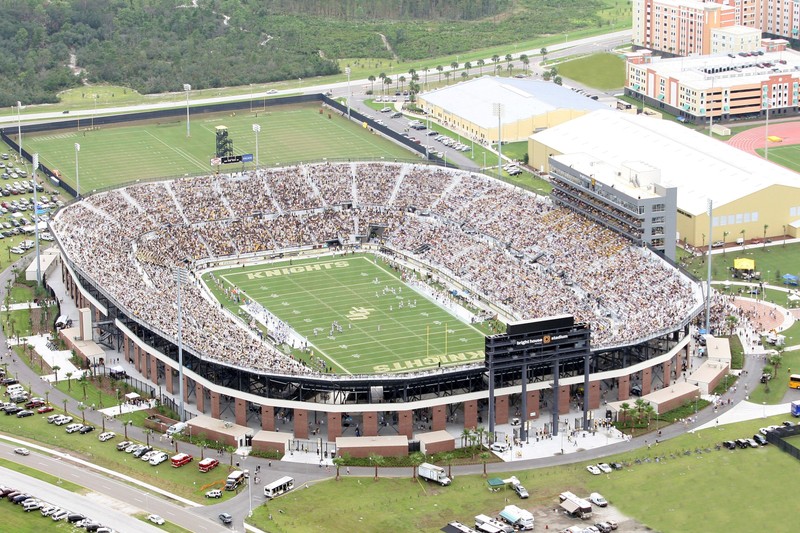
0, 407, 235, 504
745, 349, 800, 404
206, 255, 485, 375
0, 456, 85, 493
555, 53, 626, 91
0, 504, 77, 532
249, 413, 800, 533
21, 104, 418, 194
756, 144, 800, 173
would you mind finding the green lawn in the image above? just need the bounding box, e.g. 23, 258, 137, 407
0, 506, 77, 532
249, 413, 800, 533
134, 513, 194, 533
756, 144, 800, 173
746, 349, 800, 404
206, 255, 485, 375
0, 456, 85, 493
0, 409, 236, 503
555, 53, 626, 91
21, 104, 418, 194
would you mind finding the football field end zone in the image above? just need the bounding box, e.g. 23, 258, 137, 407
206, 253, 486, 375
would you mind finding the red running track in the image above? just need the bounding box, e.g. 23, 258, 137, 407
727, 121, 800, 155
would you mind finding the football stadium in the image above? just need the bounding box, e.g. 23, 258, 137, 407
48, 142, 705, 450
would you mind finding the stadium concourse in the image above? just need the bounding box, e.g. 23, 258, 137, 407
49, 162, 705, 449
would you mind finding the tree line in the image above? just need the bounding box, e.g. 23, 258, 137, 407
0, 0, 607, 107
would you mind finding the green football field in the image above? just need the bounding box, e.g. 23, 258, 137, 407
19, 103, 416, 194
206, 255, 486, 375
756, 144, 800, 173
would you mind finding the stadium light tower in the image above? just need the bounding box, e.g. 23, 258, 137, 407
74, 143, 81, 199
705, 198, 713, 334
252, 124, 261, 169
32, 153, 41, 287
174, 264, 190, 422
183, 84, 192, 138
492, 102, 504, 178
345, 67, 352, 120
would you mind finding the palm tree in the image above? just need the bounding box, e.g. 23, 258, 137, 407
618, 402, 631, 426
399, 75, 406, 92
436, 65, 443, 82
477, 58, 485, 75
444, 71, 451, 84
461, 72, 468, 81
450, 61, 458, 74
491, 54, 500, 73
333, 456, 344, 480
763, 224, 769, 249
723, 230, 729, 255
505, 54, 512, 69
383, 76, 392, 96
475, 426, 486, 447
554, 76, 563, 86
410, 451, 425, 480
78, 402, 87, 424
443, 452, 455, 479
480, 452, 490, 477
540, 48, 548, 62
769, 352, 783, 376
520, 54, 529, 74
368, 75, 376, 93
461, 428, 471, 448
408, 68, 416, 82
464, 61, 472, 76
52, 365, 61, 384
369, 453, 384, 481
506, 63, 514, 76
65, 371, 73, 391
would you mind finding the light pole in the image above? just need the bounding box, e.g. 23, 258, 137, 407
764, 95, 772, 160
245, 468, 253, 517
492, 103, 504, 178
16, 101, 23, 162
345, 67, 351, 120
183, 84, 191, 138
174, 266, 190, 422
117, 388, 122, 415
74, 143, 81, 199
252, 124, 261, 169
32, 153, 41, 287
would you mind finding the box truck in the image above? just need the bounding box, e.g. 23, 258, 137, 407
418, 462, 452, 486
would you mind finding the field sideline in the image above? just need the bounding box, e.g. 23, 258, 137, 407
206, 254, 486, 375
20, 104, 416, 194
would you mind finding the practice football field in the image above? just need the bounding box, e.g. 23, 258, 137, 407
20, 103, 415, 194
206, 255, 486, 375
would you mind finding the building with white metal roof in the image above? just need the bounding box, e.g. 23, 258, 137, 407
417, 76, 606, 144
529, 109, 800, 247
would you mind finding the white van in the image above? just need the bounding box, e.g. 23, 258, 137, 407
166, 422, 187, 436
6, 384, 24, 396
51, 509, 69, 521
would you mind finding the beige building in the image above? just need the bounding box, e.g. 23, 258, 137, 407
416, 76, 605, 145
529, 110, 800, 247
634, 0, 800, 56
711, 25, 762, 53
625, 45, 795, 124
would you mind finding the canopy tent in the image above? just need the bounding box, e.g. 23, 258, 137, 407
734, 258, 755, 270
124, 392, 141, 401
783, 273, 799, 286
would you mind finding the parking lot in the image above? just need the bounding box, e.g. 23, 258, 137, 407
0, 152, 60, 258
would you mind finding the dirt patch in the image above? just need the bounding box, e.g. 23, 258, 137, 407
530, 503, 652, 532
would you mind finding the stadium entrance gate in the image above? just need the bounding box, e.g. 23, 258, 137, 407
287, 438, 336, 458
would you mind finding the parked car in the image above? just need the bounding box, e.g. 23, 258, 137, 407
589, 492, 608, 507
65, 423, 84, 433
37, 405, 55, 414
597, 463, 612, 474
16, 409, 34, 418
79, 425, 95, 434
490, 442, 509, 452
24, 399, 44, 409
133, 445, 152, 458
116, 440, 132, 451
147, 514, 165, 525
722, 440, 737, 450
67, 513, 86, 523
512, 484, 529, 499
98, 431, 115, 442
586, 464, 602, 475
51, 509, 70, 521
149, 452, 169, 466
205, 489, 223, 499
753, 434, 768, 446
54, 415, 73, 425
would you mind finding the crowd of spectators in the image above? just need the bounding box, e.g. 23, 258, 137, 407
52, 162, 702, 376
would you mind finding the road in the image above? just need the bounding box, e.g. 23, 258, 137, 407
0, 30, 631, 128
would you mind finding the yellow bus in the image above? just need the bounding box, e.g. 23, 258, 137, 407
789, 374, 800, 389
